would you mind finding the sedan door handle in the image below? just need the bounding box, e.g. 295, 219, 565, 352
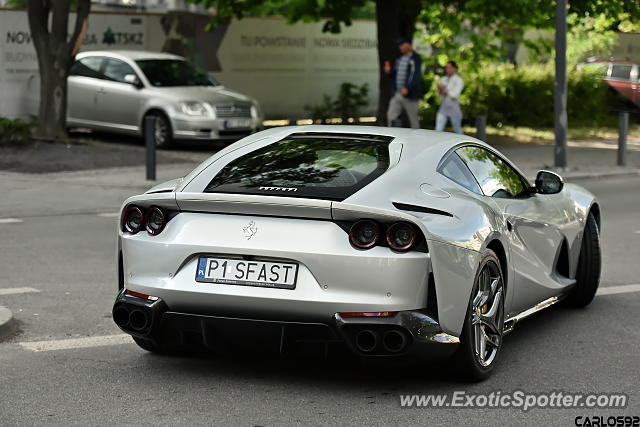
96, 88, 106, 94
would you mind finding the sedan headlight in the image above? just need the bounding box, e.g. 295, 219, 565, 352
250, 102, 261, 119
179, 101, 213, 117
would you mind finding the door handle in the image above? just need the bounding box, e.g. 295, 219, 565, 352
96, 88, 106, 94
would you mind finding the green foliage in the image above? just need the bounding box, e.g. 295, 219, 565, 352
196, 0, 368, 32
304, 82, 369, 121
427, 64, 620, 128
6, 0, 27, 8
0, 117, 33, 145
418, 1, 640, 70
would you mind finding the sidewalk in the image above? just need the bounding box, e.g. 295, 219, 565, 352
1, 140, 638, 219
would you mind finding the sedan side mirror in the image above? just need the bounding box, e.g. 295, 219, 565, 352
535, 170, 564, 194
123, 74, 143, 89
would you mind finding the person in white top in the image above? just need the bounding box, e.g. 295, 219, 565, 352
435, 61, 464, 134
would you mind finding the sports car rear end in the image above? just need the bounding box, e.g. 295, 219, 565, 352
113, 129, 462, 358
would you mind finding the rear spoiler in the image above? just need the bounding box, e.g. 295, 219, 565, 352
175, 192, 332, 220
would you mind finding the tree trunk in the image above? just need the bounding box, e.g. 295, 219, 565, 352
27, 0, 91, 140
375, 0, 421, 125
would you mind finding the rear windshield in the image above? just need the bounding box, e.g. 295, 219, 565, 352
204, 134, 392, 201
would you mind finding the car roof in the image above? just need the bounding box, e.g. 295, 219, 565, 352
76, 50, 185, 61
270, 125, 482, 150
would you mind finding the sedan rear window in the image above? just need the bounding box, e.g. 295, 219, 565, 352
204, 134, 393, 201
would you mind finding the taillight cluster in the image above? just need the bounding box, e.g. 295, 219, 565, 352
348, 219, 421, 252
122, 206, 167, 235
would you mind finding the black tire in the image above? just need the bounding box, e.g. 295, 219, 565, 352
565, 212, 601, 307
455, 249, 505, 382
143, 111, 173, 149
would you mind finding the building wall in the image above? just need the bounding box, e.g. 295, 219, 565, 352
0, 9, 384, 120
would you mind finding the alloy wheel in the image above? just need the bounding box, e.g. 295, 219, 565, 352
154, 116, 168, 146
469, 260, 504, 367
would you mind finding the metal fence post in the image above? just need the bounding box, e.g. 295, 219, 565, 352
144, 115, 156, 181
475, 115, 487, 141
618, 111, 629, 167
554, 0, 568, 168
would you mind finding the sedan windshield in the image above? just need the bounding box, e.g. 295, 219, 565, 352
135, 59, 218, 87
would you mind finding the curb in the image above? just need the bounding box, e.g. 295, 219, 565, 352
0, 306, 16, 340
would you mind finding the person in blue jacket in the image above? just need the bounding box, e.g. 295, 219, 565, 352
384, 38, 423, 128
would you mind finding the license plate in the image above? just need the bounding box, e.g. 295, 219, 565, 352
195, 257, 298, 289
224, 118, 252, 129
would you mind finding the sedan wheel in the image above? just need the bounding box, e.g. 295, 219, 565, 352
144, 112, 173, 149
456, 249, 505, 381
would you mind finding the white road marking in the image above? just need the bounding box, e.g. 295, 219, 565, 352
19, 334, 132, 352
97, 213, 120, 218
0, 287, 40, 296
0, 218, 23, 224
597, 284, 640, 296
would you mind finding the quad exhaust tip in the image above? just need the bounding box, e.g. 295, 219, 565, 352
129, 309, 150, 331
354, 329, 379, 353
112, 304, 151, 332
382, 329, 408, 353
353, 328, 409, 354
113, 306, 130, 328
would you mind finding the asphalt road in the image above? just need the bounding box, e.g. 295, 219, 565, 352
1, 173, 639, 426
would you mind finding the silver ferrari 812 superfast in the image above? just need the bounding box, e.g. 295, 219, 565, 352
112, 125, 601, 380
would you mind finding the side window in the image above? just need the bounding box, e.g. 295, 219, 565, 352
103, 58, 137, 83
69, 57, 104, 79
438, 153, 482, 194
456, 146, 526, 198
610, 64, 633, 81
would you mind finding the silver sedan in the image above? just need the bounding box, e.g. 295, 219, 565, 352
67, 50, 263, 147
112, 126, 601, 380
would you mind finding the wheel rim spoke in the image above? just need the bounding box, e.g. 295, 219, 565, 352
481, 289, 502, 334
469, 261, 504, 367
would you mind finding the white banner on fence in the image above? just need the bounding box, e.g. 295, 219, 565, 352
0, 9, 396, 120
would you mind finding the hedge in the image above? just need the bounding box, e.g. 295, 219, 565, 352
420, 64, 625, 128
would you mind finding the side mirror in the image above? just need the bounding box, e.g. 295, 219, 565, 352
535, 170, 564, 194
123, 74, 143, 89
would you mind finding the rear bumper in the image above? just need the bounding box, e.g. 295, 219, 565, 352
112, 289, 459, 359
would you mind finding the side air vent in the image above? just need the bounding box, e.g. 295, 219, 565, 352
555, 240, 570, 278
392, 202, 453, 217
426, 272, 439, 322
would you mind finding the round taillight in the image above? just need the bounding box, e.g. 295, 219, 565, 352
386, 222, 417, 251
145, 207, 166, 235
349, 220, 380, 249
123, 207, 144, 234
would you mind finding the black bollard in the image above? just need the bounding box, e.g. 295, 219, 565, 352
144, 115, 156, 181
618, 111, 629, 167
